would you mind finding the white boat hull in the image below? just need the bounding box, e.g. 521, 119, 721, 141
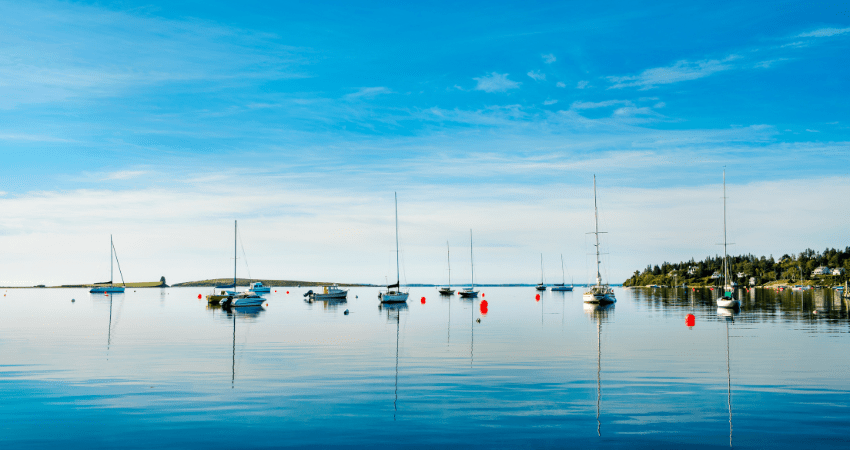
716, 298, 740, 308
583, 291, 616, 304
380, 291, 409, 303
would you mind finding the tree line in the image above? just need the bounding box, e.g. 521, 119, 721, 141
622, 247, 850, 287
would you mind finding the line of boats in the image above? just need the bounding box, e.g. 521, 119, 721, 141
88, 172, 742, 310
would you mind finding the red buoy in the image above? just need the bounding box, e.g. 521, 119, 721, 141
286, 291, 289, 294
482, 293, 485, 297
535, 294, 540, 301
686, 314, 695, 328
198, 294, 202, 299
480, 299, 488, 315
420, 297, 426, 304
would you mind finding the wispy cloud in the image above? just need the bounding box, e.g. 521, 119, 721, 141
608, 55, 741, 89
570, 99, 632, 110
576, 80, 589, 89
542, 53, 556, 64
556, 82, 566, 88
543, 99, 558, 105
527, 70, 546, 81
797, 27, 850, 38
106, 170, 148, 180
473, 72, 521, 93
344, 86, 393, 100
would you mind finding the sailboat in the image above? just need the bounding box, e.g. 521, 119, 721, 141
438, 241, 455, 295
90, 235, 126, 293
551, 254, 574, 291
535, 254, 547, 291
458, 230, 478, 298
583, 176, 616, 304
379, 193, 409, 303
208, 220, 265, 308
716, 171, 740, 309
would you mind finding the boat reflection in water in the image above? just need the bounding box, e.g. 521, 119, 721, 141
584, 302, 614, 437
717, 308, 736, 447
379, 302, 408, 420
208, 304, 265, 388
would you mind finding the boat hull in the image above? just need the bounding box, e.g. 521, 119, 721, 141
379, 292, 409, 303
438, 288, 455, 295
458, 290, 478, 298
311, 291, 348, 300
535, 285, 547, 291
250, 287, 271, 294
583, 292, 616, 304
90, 286, 125, 293
551, 286, 573, 291
716, 298, 740, 308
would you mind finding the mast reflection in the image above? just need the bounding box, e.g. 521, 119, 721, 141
210, 305, 264, 388
584, 302, 614, 437
379, 302, 407, 420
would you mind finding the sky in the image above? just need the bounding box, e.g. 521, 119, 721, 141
0, 0, 848, 286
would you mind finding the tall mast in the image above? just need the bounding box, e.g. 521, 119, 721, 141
723, 170, 728, 289
561, 254, 565, 284
469, 229, 474, 290
447, 241, 451, 288
540, 253, 544, 284
110, 234, 113, 286
395, 192, 400, 287
234, 220, 237, 290
594, 175, 602, 286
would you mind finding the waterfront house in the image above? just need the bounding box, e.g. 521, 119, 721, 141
736, 272, 746, 278
710, 271, 721, 279
833, 268, 845, 276
749, 277, 757, 286
687, 266, 699, 276
812, 266, 831, 276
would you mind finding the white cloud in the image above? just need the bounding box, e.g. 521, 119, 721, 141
654, 102, 666, 108
105, 170, 148, 180
613, 106, 656, 116
543, 99, 558, 105
556, 81, 567, 88
806, 129, 820, 132
570, 99, 631, 110
797, 27, 850, 38
576, 80, 589, 89
344, 86, 393, 100
527, 70, 546, 81
473, 72, 521, 93
542, 53, 556, 64
608, 55, 741, 89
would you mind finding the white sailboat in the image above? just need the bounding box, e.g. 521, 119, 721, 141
551, 254, 573, 291
220, 220, 265, 308
90, 235, 126, 293
535, 254, 547, 291
716, 171, 740, 309
438, 241, 455, 295
583, 176, 616, 304
380, 193, 409, 303
458, 229, 479, 298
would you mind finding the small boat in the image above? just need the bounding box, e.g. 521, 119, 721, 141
208, 220, 268, 308
551, 254, 573, 291
716, 170, 740, 309
458, 230, 479, 298
248, 281, 271, 294
379, 193, 409, 303
535, 253, 547, 291
306, 284, 348, 300
90, 235, 126, 294
438, 241, 455, 295
583, 176, 616, 305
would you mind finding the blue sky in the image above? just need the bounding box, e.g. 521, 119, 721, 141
0, 0, 848, 286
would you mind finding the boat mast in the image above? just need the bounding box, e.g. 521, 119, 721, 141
470, 229, 474, 290
110, 234, 113, 286
447, 241, 451, 288
234, 220, 237, 291
722, 170, 728, 290
561, 254, 566, 284
593, 175, 602, 287
395, 192, 400, 289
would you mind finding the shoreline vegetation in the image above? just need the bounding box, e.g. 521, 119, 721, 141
623, 247, 850, 288
4, 279, 616, 289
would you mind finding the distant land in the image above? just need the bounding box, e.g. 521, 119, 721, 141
623, 247, 850, 288
171, 278, 375, 287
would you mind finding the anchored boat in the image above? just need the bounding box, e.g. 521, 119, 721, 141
583, 176, 616, 305
90, 235, 126, 294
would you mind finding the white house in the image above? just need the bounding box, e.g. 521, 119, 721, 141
687, 266, 699, 275
736, 272, 746, 278
710, 271, 722, 279
749, 277, 757, 286
812, 266, 831, 276
832, 268, 845, 276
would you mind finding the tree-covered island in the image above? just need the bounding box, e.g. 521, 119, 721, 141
623, 247, 850, 287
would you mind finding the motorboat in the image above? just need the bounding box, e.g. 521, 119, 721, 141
306, 284, 348, 300
249, 281, 271, 294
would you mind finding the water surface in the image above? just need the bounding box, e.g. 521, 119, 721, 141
2, 286, 849, 448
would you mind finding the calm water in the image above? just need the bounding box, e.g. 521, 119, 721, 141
2, 286, 849, 449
